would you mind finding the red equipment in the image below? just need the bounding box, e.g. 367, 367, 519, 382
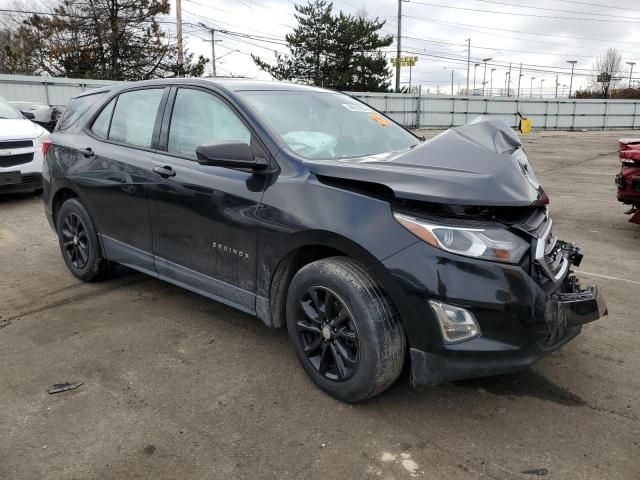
616, 139, 640, 224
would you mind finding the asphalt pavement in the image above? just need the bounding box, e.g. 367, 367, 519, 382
0, 129, 638, 479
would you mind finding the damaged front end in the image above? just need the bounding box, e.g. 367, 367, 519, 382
337, 118, 609, 385
514, 207, 607, 344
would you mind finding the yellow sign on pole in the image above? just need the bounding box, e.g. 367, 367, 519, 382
390, 56, 418, 67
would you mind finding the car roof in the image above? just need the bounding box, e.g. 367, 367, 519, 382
70, 78, 338, 101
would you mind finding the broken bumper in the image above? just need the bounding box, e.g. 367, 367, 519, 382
551, 285, 607, 328
410, 285, 607, 386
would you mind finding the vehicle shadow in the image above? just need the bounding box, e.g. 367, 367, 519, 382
0, 191, 42, 203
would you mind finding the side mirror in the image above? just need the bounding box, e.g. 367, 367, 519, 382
195, 141, 268, 170
21, 111, 35, 120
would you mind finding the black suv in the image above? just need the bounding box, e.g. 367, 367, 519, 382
43, 79, 606, 402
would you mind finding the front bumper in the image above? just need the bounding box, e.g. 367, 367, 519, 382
0, 172, 42, 193
373, 232, 607, 386
410, 285, 606, 385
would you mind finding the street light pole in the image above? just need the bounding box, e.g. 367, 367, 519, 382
530, 77, 535, 98
627, 62, 636, 88
555, 74, 559, 98
466, 38, 471, 95
567, 60, 577, 98
481, 57, 492, 96
490, 68, 495, 96
540, 79, 545, 98
517, 63, 523, 97
451, 69, 454, 96
473, 63, 480, 94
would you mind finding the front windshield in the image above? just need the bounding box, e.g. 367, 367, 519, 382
0, 96, 23, 120
240, 90, 419, 160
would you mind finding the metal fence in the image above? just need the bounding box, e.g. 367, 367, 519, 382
349, 92, 640, 130
0, 74, 118, 107
2, 74, 639, 130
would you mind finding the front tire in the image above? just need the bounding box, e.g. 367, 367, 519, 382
56, 198, 111, 282
286, 257, 405, 403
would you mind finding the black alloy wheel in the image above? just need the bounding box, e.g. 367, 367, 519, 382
61, 212, 89, 269
296, 286, 360, 381
56, 198, 111, 282
286, 257, 406, 403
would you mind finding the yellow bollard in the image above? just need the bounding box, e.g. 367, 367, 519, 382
520, 118, 532, 134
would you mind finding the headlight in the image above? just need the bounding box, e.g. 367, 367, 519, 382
33, 128, 50, 156
393, 212, 529, 264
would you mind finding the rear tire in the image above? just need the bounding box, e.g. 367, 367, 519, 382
56, 198, 111, 282
286, 257, 405, 403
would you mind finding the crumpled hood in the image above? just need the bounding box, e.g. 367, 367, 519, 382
305, 117, 544, 207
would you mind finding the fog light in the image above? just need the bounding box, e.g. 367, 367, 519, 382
428, 301, 480, 343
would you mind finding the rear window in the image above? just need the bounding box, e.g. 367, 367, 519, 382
56, 91, 107, 131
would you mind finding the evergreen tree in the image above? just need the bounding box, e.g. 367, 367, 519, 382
253, 0, 392, 91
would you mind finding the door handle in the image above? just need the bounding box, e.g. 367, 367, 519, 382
152, 166, 176, 178
79, 148, 95, 158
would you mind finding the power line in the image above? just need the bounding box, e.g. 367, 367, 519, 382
402, 14, 640, 48
473, 0, 640, 20
553, 0, 640, 14
407, 1, 640, 24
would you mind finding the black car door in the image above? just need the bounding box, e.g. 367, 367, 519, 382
147, 86, 270, 313
73, 87, 168, 274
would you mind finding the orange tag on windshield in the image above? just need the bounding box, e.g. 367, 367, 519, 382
368, 113, 390, 127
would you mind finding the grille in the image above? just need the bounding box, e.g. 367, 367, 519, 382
0, 153, 34, 168
0, 140, 33, 150
534, 218, 568, 283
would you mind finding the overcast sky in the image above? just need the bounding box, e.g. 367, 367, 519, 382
169, 0, 640, 97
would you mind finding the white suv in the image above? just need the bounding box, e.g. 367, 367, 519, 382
0, 96, 49, 194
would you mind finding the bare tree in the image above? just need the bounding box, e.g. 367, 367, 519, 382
589, 48, 623, 98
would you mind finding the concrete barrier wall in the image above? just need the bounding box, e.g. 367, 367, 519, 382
0, 74, 120, 107
349, 92, 640, 130
2, 75, 638, 130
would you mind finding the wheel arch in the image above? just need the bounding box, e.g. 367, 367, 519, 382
257, 230, 401, 330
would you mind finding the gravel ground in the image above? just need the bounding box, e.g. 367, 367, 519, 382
0, 129, 638, 479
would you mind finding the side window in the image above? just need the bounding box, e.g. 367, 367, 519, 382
108, 89, 164, 148
57, 91, 107, 131
167, 88, 251, 159
91, 98, 116, 139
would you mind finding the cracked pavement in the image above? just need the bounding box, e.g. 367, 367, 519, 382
0, 130, 638, 479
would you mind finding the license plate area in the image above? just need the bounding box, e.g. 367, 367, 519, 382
0, 171, 21, 185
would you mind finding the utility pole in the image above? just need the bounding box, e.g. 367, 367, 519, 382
395, 0, 403, 92
199, 23, 222, 77
473, 63, 480, 94
530, 77, 535, 98
481, 57, 492, 96
490, 68, 495, 96
176, 0, 184, 77
209, 29, 217, 76
466, 38, 471, 95
627, 62, 636, 88
555, 74, 559, 98
567, 60, 577, 98
506, 62, 512, 96
517, 62, 522, 97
